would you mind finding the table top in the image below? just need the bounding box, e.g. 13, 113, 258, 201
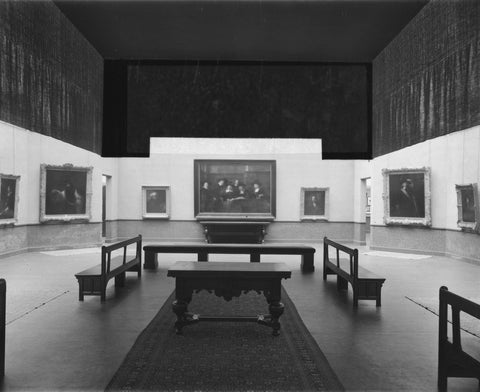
167, 261, 292, 279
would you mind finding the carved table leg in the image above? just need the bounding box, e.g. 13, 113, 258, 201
268, 301, 285, 336
258, 281, 285, 336
172, 280, 198, 334
172, 299, 197, 335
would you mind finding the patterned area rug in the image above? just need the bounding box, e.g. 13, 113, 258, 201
106, 287, 344, 391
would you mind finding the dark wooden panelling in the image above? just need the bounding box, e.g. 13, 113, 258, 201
0, 0, 103, 154
373, 0, 480, 157
102, 60, 371, 159
102, 60, 129, 157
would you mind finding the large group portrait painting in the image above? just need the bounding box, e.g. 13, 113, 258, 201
195, 160, 276, 217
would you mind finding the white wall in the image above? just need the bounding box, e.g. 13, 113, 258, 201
116, 138, 358, 222
370, 125, 480, 230
0, 121, 118, 225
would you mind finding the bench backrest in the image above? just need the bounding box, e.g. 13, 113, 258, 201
323, 237, 359, 281
101, 235, 142, 276
439, 285, 480, 351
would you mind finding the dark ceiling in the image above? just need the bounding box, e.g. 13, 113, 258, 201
54, 0, 428, 62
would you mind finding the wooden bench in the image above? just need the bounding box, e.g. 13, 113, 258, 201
143, 242, 315, 273
323, 237, 385, 307
438, 286, 480, 390
75, 235, 142, 302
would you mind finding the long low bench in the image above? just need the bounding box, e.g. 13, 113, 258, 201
323, 237, 385, 307
438, 286, 480, 390
143, 242, 315, 272
75, 235, 142, 302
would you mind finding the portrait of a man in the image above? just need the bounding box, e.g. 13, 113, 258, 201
389, 174, 425, 218
146, 189, 167, 214
142, 186, 170, 219
383, 168, 431, 227
304, 191, 325, 216
300, 187, 328, 221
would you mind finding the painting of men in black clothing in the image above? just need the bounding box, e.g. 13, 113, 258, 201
194, 160, 276, 218
383, 168, 431, 227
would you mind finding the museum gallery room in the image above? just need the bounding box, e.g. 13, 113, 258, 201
1, 0, 480, 390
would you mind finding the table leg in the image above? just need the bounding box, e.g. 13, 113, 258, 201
172, 282, 198, 334
259, 282, 285, 336
268, 301, 285, 336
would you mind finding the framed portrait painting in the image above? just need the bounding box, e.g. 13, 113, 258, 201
300, 187, 328, 221
40, 164, 93, 223
0, 174, 20, 225
142, 186, 170, 219
383, 167, 431, 227
455, 183, 479, 233
194, 160, 276, 219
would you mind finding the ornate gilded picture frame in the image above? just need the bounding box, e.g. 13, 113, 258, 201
300, 187, 329, 221
40, 164, 93, 223
0, 174, 20, 226
194, 160, 276, 219
455, 183, 479, 233
382, 167, 431, 227
142, 186, 170, 219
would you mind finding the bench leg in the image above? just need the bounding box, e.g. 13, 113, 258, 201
437, 342, 447, 392
115, 272, 126, 287
301, 254, 314, 273
376, 284, 382, 307
250, 253, 260, 263
137, 262, 142, 278
198, 252, 209, 262
144, 251, 158, 270
337, 275, 348, 291
353, 289, 359, 308
78, 281, 84, 301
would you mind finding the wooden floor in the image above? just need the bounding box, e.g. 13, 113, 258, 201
1, 241, 480, 391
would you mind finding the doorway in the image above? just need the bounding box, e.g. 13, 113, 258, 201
102, 175, 110, 238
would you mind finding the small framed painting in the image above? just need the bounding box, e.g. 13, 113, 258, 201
0, 174, 20, 225
40, 164, 93, 223
383, 167, 431, 227
455, 183, 479, 233
300, 187, 329, 221
142, 186, 170, 219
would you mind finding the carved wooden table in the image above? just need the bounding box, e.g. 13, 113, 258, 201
167, 261, 292, 336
